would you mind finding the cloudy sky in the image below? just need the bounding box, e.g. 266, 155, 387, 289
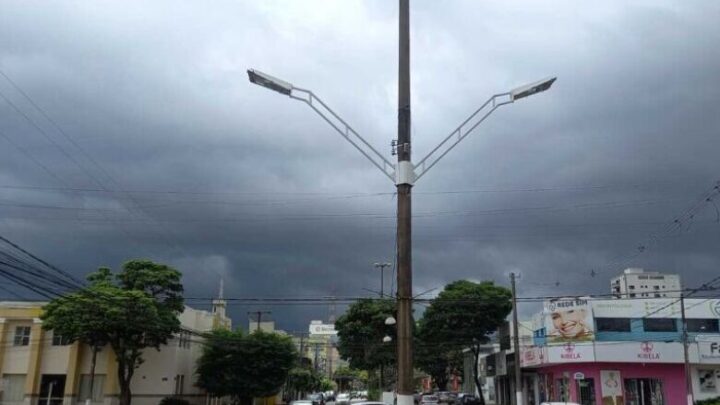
1, 0, 719, 331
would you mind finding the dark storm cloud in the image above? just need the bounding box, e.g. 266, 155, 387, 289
1, 0, 719, 328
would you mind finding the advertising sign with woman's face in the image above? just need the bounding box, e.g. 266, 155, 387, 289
544, 298, 594, 343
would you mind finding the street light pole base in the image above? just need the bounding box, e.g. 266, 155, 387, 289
397, 394, 413, 405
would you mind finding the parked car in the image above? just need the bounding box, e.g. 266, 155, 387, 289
337, 393, 351, 405
453, 394, 479, 405
540, 403, 580, 405
291, 401, 314, 405
436, 392, 453, 403
420, 395, 439, 405
307, 393, 325, 405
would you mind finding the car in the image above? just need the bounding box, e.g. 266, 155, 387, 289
453, 394, 479, 405
436, 392, 451, 403
307, 393, 325, 405
420, 395, 439, 405
291, 401, 314, 405
337, 393, 351, 405
540, 402, 581, 405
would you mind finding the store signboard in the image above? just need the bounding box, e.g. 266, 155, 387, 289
592, 299, 681, 318
520, 346, 545, 367
595, 341, 684, 363
592, 298, 720, 319
495, 352, 507, 376
309, 323, 337, 335
697, 335, 720, 363
546, 342, 595, 363
544, 297, 595, 344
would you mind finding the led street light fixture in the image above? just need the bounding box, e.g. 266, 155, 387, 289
510, 77, 557, 101
247, 69, 293, 95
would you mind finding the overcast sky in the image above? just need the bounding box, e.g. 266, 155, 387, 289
1, 0, 719, 331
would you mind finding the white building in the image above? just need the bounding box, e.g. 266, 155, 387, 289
610, 267, 682, 298
0, 297, 230, 405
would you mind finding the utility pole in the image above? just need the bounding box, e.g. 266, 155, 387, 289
510, 272, 522, 405
375, 262, 392, 297
681, 294, 693, 405
396, 1, 413, 405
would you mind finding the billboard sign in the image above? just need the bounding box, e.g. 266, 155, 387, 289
520, 346, 545, 367
697, 335, 720, 363
595, 341, 684, 363
309, 323, 337, 335
544, 297, 594, 344
546, 342, 595, 363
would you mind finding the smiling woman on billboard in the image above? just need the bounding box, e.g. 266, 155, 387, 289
545, 298, 595, 343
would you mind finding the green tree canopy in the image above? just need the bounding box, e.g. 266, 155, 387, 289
286, 367, 322, 398
335, 298, 397, 371
196, 329, 297, 405
419, 280, 511, 405
42, 260, 184, 405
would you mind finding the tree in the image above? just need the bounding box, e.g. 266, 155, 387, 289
42, 260, 184, 405
414, 337, 463, 391
419, 280, 511, 405
333, 366, 368, 392
335, 298, 396, 371
196, 329, 297, 405
286, 367, 322, 399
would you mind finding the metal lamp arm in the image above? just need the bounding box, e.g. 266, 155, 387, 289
413, 93, 513, 181
290, 88, 396, 182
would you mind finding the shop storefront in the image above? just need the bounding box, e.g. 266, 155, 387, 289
535, 363, 684, 405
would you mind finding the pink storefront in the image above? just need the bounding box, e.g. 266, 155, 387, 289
534, 363, 685, 405
521, 342, 690, 405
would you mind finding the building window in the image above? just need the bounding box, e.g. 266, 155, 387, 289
596, 318, 632, 332
629, 293, 636, 298
52, 332, 72, 346
643, 318, 677, 332
629, 285, 635, 289
13, 326, 31, 346
1, 374, 27, 401
78, 374, 106, 402
174, 374, 185, 395
688, 319, 720, 333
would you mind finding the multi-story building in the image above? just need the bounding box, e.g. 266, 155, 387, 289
507, 296, 720, 405
611, 268, 682, 298
0, 296, 230, 405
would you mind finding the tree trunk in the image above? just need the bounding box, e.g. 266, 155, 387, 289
472, 349, 485, 405
88, 346, 98, 402
117, 356, 133, 405
118, 380, 132, 405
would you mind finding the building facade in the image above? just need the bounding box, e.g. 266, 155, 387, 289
512, 297, 720, 405
0, 299, 230, 405
610, 268, 682, 299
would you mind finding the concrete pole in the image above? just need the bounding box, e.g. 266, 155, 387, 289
395, 2, 414, 405
511, 273, 522, 405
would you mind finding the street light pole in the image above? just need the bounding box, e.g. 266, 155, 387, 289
510, 272, 522, 405
247, 4, 555, 400
396, 2, 414, 405
375, 262, 392, 297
